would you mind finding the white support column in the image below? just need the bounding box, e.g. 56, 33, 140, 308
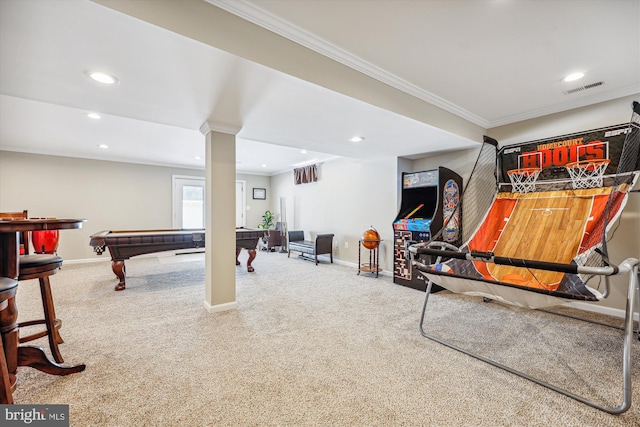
200, 122, 240, 313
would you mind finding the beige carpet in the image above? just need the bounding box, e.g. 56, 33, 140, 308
11, 250, 640, 426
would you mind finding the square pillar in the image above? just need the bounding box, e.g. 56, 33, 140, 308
201, 123, 239, 312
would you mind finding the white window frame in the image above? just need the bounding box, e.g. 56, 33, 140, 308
172, 175, 247, 229
172, 175, 205, 229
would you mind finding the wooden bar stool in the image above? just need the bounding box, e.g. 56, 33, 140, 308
0, 277, 19, 404
0, 211, 66, 363
17, 255, 65, 363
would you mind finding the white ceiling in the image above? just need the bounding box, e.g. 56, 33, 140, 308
1, 0, 639, 175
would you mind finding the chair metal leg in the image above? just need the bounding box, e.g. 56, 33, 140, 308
419, 263, 638, 415
637, 269, 640, 341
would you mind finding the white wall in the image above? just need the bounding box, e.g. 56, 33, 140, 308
271, 157, 398, 271
412, 146, 482, 183
236, 173, 272, 228
269, 151, 481, 273
0, 152, 272, 260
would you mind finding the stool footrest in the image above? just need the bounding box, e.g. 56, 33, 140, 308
19, 330, 49, 343
18, 319, 62, 342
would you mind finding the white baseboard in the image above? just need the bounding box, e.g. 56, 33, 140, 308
325, 256, 392, 277
204, 300, 237, 313
64, 257, 110, 265
563, 301, 639, 321
64, 251, 190, 265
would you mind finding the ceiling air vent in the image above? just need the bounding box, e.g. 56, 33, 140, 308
564, 81, 605, 95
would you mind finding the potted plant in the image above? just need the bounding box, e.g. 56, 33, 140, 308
258, 210, 274, 229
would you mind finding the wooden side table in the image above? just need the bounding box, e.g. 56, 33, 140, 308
358, 239, 382, 277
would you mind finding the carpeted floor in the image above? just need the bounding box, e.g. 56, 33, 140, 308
11, 250, 640, 426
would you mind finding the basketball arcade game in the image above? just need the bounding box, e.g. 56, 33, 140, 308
410, 103, 640, 414
447, 124, 634, 301
393, 167, 462, 291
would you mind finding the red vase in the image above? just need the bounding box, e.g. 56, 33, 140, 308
32, 230, 60, 254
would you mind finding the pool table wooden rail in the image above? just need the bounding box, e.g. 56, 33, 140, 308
90, 228, 264, 291
89, 229, 205, 260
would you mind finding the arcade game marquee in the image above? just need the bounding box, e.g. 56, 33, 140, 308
393, 167, 463, 291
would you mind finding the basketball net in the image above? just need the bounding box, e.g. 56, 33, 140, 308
565, 159, 610, 189
507, 168, 541, 193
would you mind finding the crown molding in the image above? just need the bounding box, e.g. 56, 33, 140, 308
207, 0, 490, 128
207, 1, 639, 131
199, 121, 242, 136
486, 85, 640, 128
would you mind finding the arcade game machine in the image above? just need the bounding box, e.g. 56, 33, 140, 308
393, 167, 462, 291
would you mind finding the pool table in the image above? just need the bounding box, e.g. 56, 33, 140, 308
89, 228, 265, 290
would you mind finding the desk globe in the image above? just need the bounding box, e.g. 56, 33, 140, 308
362, 227, 380, 249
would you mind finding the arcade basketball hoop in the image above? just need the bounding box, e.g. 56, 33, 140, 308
507, 167, 541, 193
565, 159, 610, 189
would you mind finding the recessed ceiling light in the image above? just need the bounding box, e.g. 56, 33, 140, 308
86, 112, 101, 120
97, 144, 109, 149
300, 149, 307, 154
262, 164, 267, 168
86, 71, 119, 85
563, 72, 585, 82
350, 136, 365, 143
194, 156, 202, 160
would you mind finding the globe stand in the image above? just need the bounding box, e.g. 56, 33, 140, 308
358, 239, 382, 277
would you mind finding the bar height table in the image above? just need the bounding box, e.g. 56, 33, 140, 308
0, 218, 86, 400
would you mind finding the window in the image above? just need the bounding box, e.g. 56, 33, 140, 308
172, 176, 246, 229
173, 176, 205, 229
